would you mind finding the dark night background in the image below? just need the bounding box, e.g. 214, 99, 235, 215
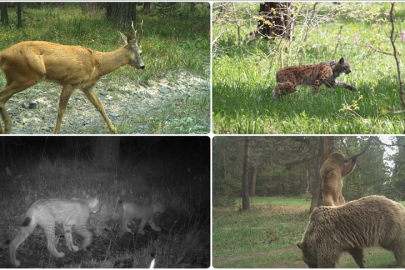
0, 136, 210, 268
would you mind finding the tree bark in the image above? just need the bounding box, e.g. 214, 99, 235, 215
250, 163, 258, 197
1, 3, 8, 25
258, 2, 293, 40
242, 136, 250, 210
16, 3, 21, 28
142, 2, 151, 14
310, 137, 332, 213
107, 3, 136, 27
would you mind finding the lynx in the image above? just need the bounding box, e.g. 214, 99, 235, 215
9, 197, 100, 267
273, 57, 357, 99
118, 200, 165, 236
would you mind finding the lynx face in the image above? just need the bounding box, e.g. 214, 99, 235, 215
9, 197, 100, 267
119, 201, 165, 236
273, 57, 356, 99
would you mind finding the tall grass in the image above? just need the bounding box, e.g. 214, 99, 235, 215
213, 2, 405, 134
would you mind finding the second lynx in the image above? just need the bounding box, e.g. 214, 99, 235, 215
118, 200, 165, 236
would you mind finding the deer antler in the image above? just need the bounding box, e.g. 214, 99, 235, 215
137, 20, 143, 46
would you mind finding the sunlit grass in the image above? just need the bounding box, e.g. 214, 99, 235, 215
213, 2, 405, 134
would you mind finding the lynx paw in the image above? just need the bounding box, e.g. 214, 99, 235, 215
72, 245, 79, 252
155, 227, 161, 232
138, 230, 145, 235
12, 260, 20, 267
56, 252, 65, 258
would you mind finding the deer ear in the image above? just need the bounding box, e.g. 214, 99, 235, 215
127, 32, 137, 46
118, 31, 127, 45
339, 57, 344, 64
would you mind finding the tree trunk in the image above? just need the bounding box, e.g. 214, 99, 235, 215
1, 3, 8, 25
92, 137, 121, 170
250, 163, 258, 197
142, 2, 151, 14
242, 136, 250, 210
81, 3, 99, 15
16, 3, 21, 28
107, 3, 136, 27
310, 137, 333, 213
258, 2, 293, 40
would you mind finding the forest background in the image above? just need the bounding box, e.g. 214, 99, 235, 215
213, 136, 405, 267
213, 136, 405, 268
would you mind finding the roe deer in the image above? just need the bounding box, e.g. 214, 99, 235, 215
0, 21, 144, 134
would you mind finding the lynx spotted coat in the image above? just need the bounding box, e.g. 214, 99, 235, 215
9, 197, 100, 267
273, 57, 356, 99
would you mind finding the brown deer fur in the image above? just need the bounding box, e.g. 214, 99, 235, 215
0, 22, 144, 134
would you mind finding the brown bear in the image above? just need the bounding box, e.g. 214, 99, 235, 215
319, 151, 356, 206
297, 195, 405, 268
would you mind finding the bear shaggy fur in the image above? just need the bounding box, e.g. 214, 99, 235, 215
319, 151, 356, 206
297, 195, 405, 268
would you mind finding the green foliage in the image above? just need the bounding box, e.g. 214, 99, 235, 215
213, 2, 405, 134
213, 177, 239, 207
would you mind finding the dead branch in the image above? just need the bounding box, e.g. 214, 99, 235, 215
389, 3, 405, 113
345, 137, 374, 160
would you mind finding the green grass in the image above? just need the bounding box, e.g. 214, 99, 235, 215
213, 2, 405, 134
213, 196, 403, 268
0, 4, 210, 134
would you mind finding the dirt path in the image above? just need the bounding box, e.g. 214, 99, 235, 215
3, 71, 210, 134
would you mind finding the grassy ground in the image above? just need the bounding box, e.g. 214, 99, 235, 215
213, 196, 402, 268
0, 4, 210, 134
1, 148, 210, 267
213, 2, 405, 134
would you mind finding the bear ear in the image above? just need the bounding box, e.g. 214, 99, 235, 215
339, 57, 345, 64
297, 242, 303, 250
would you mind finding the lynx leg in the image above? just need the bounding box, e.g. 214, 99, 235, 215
74, 225, 93, 250
336, 81, 357, 91
312, 80, 322, 94
148, 220, 161, 232
273, 81, 296, 99
119, 217, 132, 236
63, 223, 79, 251
9, 221, 36, 267
138, 219, 148, 235
348, 248, 366, 268
42, 222, 65, 258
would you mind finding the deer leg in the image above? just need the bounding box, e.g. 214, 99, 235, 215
0, 80, 37, 133
81, 86, 118, 134
54, 84, 77, 134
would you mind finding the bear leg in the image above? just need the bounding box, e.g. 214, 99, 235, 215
348, 248, 366, 268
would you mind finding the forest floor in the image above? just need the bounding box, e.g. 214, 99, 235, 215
213, 197, 399, 268
3, 70, 210, 134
